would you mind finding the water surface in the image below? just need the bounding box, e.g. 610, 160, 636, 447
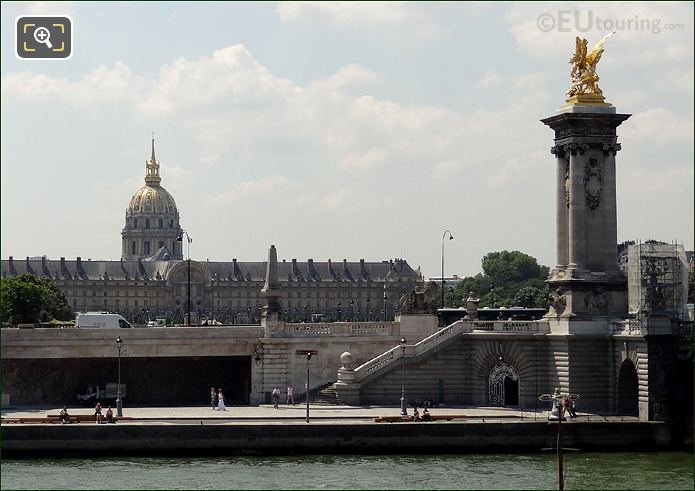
2, 452, 692, 490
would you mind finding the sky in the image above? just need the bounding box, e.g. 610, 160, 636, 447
1, 1, 693, 278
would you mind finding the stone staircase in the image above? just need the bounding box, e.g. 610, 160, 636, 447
296, 382, 343, 405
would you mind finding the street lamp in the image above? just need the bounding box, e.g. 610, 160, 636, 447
400, 337, 407, 415
306, 352, 312, 423
115, 336, 123, 417
349, 299, 354, 322
366, 297, 371, 320
441, 230, 454, 309
337, 300, 342, 322
175, 230, 193, 326
383, 290, 388, 321
490, 283, 496, 309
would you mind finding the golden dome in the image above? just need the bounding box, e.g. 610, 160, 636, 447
126, 138, 179, 216
127, 185, 178, 216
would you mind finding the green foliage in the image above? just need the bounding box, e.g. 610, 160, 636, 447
1, 274, 72, 325
440, 251, 550, 309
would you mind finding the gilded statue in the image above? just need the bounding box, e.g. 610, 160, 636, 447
566, 32, 615, 97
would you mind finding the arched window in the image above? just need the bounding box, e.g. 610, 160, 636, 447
144, 241, 151, 255
131, 241, 137, 255
145, 218, 150, 229
159, 218, 163, 229
134, 219, 138, 229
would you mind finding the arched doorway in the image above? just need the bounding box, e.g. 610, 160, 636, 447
617, 359, 638, 415
489, 363, 519, 406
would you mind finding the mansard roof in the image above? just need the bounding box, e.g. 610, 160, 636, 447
1, 256, 420, 283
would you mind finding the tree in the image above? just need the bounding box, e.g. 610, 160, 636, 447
1, 274, 72, 325
447, 251, 550, 309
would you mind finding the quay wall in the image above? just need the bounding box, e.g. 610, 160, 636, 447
1, 421, 673, 457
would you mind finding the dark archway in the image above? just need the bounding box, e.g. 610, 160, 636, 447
504, 376, 519, 406
617, 359, 639, 415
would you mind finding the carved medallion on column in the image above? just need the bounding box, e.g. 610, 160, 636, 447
583, 158, 602, 210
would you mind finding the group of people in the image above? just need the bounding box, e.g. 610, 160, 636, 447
271, 385, 295, 409
210, 387, 227, 411
92, 403, 115, 423
412, 407, 433, 422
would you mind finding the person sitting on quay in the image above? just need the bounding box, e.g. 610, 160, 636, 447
422, 408, 432, 422
105, 406, 114, 424
59, 406, 70, 424
412, 407, 421, 422
94, 402, 103, 424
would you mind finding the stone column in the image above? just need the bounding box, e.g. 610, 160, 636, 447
602, 146, 620, 273
567, 146, 587, 271
554, 152, 569, 270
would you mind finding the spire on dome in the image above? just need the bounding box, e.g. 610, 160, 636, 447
144, 133, 162, 186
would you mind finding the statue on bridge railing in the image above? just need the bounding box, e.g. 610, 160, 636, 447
398, 281, 439, 314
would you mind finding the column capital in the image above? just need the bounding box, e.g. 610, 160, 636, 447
602, 143, 621, 156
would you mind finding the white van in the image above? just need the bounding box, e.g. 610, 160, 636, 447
75, 312, 133, 329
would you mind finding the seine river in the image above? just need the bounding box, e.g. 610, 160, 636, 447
1, 452, 692, 490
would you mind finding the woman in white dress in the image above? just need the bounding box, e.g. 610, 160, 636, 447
217, 389, 226, 411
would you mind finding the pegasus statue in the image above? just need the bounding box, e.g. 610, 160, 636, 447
566, 32, 615, 97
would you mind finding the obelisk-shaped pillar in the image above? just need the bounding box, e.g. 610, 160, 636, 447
260, 244, 283, 335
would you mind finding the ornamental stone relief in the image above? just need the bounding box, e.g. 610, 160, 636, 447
584, 287, 609, 314
583, 158, 602, 210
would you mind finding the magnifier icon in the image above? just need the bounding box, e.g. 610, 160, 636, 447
33, 26, 53, 49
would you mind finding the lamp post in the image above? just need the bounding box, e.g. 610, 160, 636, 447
366, 297, 371, 320
306, 352, 312, 423
115, 336, 123, 417
337, 301, 342, 322
349, 299, 354, 322
490, 283, 496, 309
441, 230, 454, 309
175, 230, 192, 326
383, 291, 387, 321
400, 337, 407, 415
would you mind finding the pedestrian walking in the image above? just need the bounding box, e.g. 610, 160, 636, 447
272, 386, 281, 409
210, 387, 217, 410
287, 384, 295, 405
568, 398, 577, 419
217, 389, 227, 411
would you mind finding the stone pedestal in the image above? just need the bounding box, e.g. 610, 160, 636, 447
542, 104, 631, 324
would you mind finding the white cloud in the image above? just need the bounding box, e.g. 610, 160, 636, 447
1, 62, 140, 107
207, 174, 293, 205
475, 70, 503, 89
621, 107, 694, 145
10, 1, 74, 14
277, 1, 444, 38
504, 2, 693, 65
311, 64, 382, 92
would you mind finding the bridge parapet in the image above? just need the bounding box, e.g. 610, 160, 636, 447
280, 322, 398, 338
1, 326, 262, 359
471, 320, 550, 333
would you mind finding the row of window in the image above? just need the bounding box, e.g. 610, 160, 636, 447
67, 290, 161, 297
130, 218, 175, 230
131, 240, 168, 256
73, 299, 158, 307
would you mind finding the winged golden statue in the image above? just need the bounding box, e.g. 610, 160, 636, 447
566, 32, 615, 97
